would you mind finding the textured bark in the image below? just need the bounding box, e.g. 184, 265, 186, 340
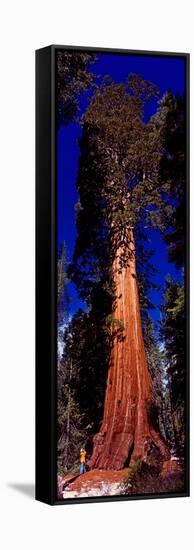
89, 231, 170, 470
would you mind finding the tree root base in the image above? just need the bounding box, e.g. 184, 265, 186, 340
88, 427, 170, 471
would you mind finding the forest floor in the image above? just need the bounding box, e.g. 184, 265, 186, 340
59, 453, 185, 499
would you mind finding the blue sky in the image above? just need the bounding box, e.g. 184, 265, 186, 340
57, 52, 185, 324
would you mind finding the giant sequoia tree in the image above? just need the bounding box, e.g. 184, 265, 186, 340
71, 76, 174, 469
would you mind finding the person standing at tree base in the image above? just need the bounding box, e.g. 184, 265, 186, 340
80, 448, 87, 474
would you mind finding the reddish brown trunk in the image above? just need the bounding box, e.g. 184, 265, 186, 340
89, 231, 169, 470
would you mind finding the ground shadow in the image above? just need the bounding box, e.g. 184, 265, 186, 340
8, 483, 34, 499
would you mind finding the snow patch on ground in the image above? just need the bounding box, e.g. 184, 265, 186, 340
63, 480, 129, 499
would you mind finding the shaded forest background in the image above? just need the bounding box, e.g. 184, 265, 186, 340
56, 51, 187, 476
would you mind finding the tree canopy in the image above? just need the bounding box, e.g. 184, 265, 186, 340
57, 50, 96, 125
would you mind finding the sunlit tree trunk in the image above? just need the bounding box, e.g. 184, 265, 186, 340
89, 230, 170, 470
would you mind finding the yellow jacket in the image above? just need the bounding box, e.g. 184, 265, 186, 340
80, 450, 86, 463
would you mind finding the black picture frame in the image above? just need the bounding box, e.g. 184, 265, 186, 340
36, 45, 190, 505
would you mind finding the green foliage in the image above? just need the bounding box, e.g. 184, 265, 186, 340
58, 351, 87, 470
126, 457, 160, 489
141, 313, 168, 439
136, 231, 159, 313
158, 94, 186, 266
57, 51, 96, 125
57, 309, 109, 470
128, 458, 142, 475
81, 76, 162, 239
160, 276, 185, 455
71, 77, 181, 303
71, 75, 167, 310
